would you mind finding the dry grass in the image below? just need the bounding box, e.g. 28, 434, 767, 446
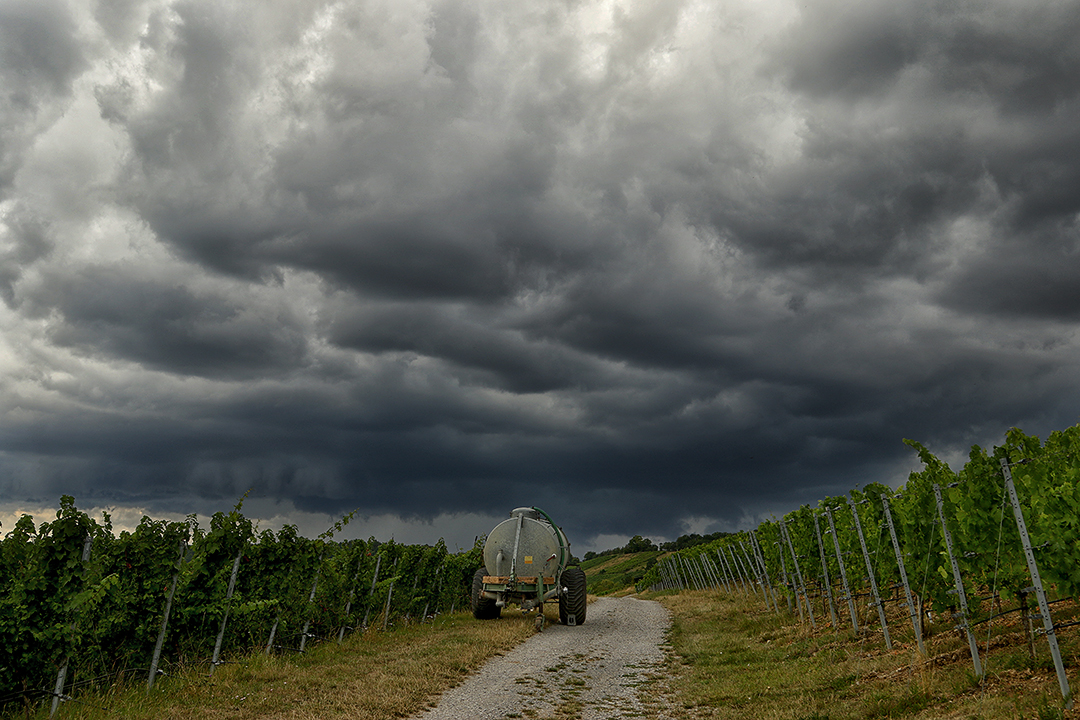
648, 588, 1080, 720
35, 606, 558, 720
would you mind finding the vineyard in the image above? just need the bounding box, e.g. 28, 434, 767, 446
0, 498, 483, 716
639, 425, 1080, 709
5, 424, 1080, 717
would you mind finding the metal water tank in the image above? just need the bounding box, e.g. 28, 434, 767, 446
483, 507, 570, 579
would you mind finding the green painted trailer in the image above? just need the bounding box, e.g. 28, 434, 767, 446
470, 507, 587, 628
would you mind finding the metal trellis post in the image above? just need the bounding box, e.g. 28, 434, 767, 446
825, 505, 859, 633
382, 558, 399, 631
881, 496, 924, 654
750, 530, 779, 612
149, 539, 187, 691
781, 520, 815, 628
1000, 458, 1071, 707
848, 497, 890, 649
362, 552, 382, 630
339, 550, 366, 642
299, 551, 324, 653
715, 548, 735, 593
737, 539, 762, 597
813, 512, 839, 629
699, 554, 718, 589
776, 540, 795, 614
727, 545, 749, 594
51, 535, 93, 717
703, 553, 724, 592
210, 546, 244, 676
933, 484, 982, 680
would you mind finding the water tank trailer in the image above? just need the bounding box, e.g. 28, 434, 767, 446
471, 507, 587, 627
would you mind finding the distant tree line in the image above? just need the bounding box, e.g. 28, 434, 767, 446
582, 531, 730, 561
659, 531, 731, 552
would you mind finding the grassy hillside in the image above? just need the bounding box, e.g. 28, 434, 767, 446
581, 550, 665, 596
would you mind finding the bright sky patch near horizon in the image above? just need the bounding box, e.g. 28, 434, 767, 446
2, 0, 1080, 552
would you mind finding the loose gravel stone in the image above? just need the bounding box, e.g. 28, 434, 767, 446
408, 596, 676, 720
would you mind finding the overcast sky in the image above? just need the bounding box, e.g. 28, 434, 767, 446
2, 0, 1080, 552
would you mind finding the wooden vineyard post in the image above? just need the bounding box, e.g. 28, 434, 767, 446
1000, 458, 1072, 708
825, 505, 859, 633
813, 512, 839, 629
847, 497, 890, 649
933, 484, 982, 681
881, 496, 924, 654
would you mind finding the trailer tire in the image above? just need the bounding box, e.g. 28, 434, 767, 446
471, 569, 500, 619
559, 566, 587, 626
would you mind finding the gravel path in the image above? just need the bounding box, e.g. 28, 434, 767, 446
408, 596, 675, 720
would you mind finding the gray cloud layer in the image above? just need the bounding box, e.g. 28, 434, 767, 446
3, 0, 1080, 545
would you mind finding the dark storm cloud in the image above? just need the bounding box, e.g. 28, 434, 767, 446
0, 205, 53, 307
0, 0, 86, 195
4, 0, 1080, 548
327, 300, 603, 393
764, 0, 1080, 282
26, 264, 309, 378
778, 0, 1080, 111
0, 0, 84, 99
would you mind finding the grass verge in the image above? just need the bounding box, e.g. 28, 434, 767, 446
648, 589, 1079, 720
20, 606, 557, 720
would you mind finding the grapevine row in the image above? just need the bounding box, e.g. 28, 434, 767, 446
0, 498, 483, 714
640, 425, 1080, 704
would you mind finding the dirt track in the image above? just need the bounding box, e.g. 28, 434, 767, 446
408, 596, 675, 720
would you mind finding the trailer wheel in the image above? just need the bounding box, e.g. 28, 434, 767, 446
471, 569, 500, 619
559, 566, 587, 626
